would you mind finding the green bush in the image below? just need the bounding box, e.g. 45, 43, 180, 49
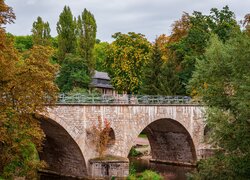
140, 170, 163, 180
127, 174, 137, 180
129, 147, 142, 157
129, 163, 136, 175
138, 133, 147, 138
127, 170, 163, 180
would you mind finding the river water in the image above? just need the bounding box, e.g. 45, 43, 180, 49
130, 157, 195, 180
40, 159, 195, 180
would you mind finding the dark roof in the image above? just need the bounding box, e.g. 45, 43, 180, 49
92, 70, 110, 80
89, 71, 114, 89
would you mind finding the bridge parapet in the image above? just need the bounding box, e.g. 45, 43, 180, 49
58, 94, 194, 105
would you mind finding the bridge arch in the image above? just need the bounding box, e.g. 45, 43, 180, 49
44, 105, 205, 166
38, 116, 87, 177
130, 118, 197, 164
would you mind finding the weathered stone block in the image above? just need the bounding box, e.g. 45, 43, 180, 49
89, 157, 129, 178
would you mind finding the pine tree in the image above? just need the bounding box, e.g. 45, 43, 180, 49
141, 38, 181, 95
56, 6, 77, 63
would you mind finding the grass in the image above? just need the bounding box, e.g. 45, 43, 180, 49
138, 133, 147, 138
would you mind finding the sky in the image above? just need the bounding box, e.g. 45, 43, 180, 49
4, 0, 250, 42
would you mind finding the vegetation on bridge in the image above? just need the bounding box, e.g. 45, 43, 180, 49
90, 116, 112, 158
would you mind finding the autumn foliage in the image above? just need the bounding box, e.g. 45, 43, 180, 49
91, 116, 112, 158
0, 0, 58, 178
0, 0, 15, 26
106, 32, 151, 94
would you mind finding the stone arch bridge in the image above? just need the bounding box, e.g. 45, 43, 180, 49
38, 95, 208, 178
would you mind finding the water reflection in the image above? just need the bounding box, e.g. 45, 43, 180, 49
130, 157, 195, 180
39, 158, 195, 179
39, 172, 81, 180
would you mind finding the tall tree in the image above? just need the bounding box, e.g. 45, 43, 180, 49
56, 54, 90, 92
0, 0, 15, 50
242, 13, 250, 35
31, 16, 51, 46
154, 34, 169, 62
0, 1, 58, 178
208, 6, 238, 42
0, 45, 59, 179
188, 33, 250, 179
56, 6, 77, 63
106, 32, 151, 94
77, 8, 97, 74
168, 12, 190, 44
168, 6, 239, 95
94, 41, 109, 72
141, 36, 181, 95
0, 0, 15, 27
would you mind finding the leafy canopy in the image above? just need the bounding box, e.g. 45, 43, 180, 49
13, 35, 33, 52
32, 16, 51, 46
56, 54, 90, 92
77, 8, 97, 75
0, 0, 58, 177
56, 6, 77, 63
94, 41, 109, 72
168, 6, 239, 95
188, 33, 250, 179
106, 32, 151, 93
141, 35, 181, 95
0, 43, 59, 178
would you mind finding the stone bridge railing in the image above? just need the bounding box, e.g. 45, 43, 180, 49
57, 94, 193, 105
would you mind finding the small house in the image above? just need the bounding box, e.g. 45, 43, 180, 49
89, 70, 114, 95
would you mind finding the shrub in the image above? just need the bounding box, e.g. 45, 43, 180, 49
140, 170, 163, 180
129, 146, 142, 157
127, 169, 163, 180
90, 116, 112, 157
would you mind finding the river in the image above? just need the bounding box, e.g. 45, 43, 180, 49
130, 157, 195, 180
39, 159, 195, 180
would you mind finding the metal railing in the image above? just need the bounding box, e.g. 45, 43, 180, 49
57, 94, 192, 105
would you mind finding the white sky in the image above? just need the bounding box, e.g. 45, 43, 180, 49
4, 0, 250, 42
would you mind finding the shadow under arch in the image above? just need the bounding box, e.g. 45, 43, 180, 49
108, 127, 115, 147
135, 118, 197, 164
38, 116, 87, 177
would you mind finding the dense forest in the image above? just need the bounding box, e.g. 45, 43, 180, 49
0, 0, 250, 179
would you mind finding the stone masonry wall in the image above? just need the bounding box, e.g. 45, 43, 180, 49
89, 159, 129, 178
39, 118, 87, 177
43, 104, 205, 176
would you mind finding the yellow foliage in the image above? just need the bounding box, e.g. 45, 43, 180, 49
106, 32, 151, 93
203, 82, 208, 89
155, 34, 170, 62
